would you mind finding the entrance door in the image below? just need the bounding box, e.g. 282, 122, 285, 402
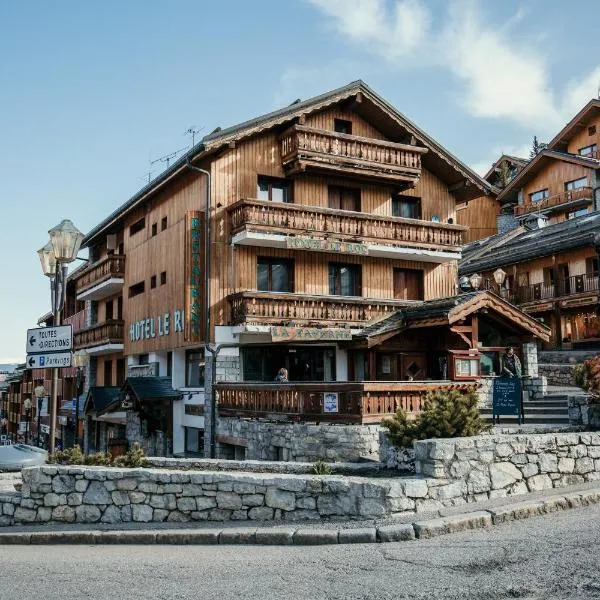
558, 263, 570, 295
399, 353, 427, 380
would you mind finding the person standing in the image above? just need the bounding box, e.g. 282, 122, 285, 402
500, 346, 522, 378
274, 368, 289, 382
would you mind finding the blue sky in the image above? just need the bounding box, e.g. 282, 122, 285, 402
1, 0, 599, 362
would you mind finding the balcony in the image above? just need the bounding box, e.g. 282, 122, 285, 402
216, 381, 478, 424
230, 291, 411, 328
512, 273, 599, 309
515, 187, 593, 217
73, 320, 124, 355
228, 199, 464, 262
74, 255, 126, 301
280, 125, 426, 185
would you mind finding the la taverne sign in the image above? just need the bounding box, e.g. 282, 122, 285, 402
286, 237, 368, 256
129, 310, 185, 342
271, 326, 352, 342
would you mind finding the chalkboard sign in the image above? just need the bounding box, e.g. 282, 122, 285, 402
492, 378, 523, 422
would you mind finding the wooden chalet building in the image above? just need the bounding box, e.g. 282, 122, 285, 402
461, 99, 600, 350
73, 80, 548, 459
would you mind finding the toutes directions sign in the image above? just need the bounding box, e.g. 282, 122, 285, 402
26, 325, 73, 353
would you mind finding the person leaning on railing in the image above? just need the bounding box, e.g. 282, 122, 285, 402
500, 346, 522, 378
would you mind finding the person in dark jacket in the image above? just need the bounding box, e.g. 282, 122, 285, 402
274, 367, 289, 382
500, 346, 522, 378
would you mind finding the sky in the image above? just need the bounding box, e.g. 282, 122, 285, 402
1, 0, 599, 363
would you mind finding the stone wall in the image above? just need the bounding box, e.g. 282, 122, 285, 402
539, 363, 576, 386
216, 419, 385, 463
569, 395, 600, 428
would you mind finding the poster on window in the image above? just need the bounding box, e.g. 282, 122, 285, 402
381, 356, 391, 374
323, 392, 338, 413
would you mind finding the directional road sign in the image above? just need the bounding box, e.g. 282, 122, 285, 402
26, 325, 73, 353
26, 352, 72, 369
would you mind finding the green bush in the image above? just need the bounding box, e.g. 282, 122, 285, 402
48, 443, 149, 468
572, 363, 589, 391
382, 389, 488, 448
312, 460, 333, 475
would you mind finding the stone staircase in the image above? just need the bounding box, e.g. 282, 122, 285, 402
538, 350, 597, 386
480, 390, 572, 426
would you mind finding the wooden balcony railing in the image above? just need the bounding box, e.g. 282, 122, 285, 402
74, 255, 126, 294
216, 381, 478, 424
229, 199, 464, 250
229, 291, 410, 327
62, 309, 86, 334
73, 320, 124, 349
513, 273, 599, 304
515, 186, 593, 216
280, 124, 426, 184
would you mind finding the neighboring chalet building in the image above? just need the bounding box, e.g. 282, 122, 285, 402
73, 80, 548, 460
461, 99, 600, 351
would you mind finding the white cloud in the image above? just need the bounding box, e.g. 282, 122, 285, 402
306, 0, 600, 133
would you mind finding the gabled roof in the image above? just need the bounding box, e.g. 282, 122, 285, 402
497, 149, 600, 204
83, 80, 494, 247
85, 386, 121, 415
122, 377, 181, 402
356, 291, 550, 343
460, 211, 600, 274
548, 99, 600, 152
483, 154, 529, 183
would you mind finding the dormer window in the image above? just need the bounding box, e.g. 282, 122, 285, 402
334, 119, 352, 135
579, 144, 597, 158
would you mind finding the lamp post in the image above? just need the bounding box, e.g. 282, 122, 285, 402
23, 397, 32, 445
493, 268, 507, 297
468, 273, 483, 291
37, 219, 84, 455
34, 383, 46, 448
72, 349, 89, 449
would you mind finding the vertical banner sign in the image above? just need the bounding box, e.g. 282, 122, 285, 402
185, 210, 205, 342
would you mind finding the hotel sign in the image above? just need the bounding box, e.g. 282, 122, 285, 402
286, 236, 368, 256
185, 211, 205, 342
560, 296, 598, 308
270, 326, 352, 342
129, 310, 184, 342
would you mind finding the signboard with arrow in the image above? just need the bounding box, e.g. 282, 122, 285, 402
26, 352, 72, 369
26, 325, 72, 353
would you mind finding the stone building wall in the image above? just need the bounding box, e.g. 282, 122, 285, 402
539, 364, 576, 386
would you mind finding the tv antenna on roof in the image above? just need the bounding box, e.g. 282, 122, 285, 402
184, 126, 204, 148
150, 146, 189, 171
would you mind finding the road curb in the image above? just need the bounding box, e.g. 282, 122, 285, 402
0, 487, 598, 546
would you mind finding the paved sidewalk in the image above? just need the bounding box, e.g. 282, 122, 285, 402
1, 480, 599, 546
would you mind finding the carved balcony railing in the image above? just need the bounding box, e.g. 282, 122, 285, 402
228, 199, 465, 250
73, 320, 124, 350
515, 187, 593, 217
514, 273, 599, 305
280, 124, 426, 184
229, 291, 411, 328
74, 255, 126, 296
216, 381, 478, 424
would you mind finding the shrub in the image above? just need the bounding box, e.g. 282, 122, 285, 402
48, 443, 148, 468
312, 460, 333, 475
382, 389, 488, 448
572, 363, 589, 391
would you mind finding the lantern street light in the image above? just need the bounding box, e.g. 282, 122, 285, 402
37, 219, 84, 454
468, 273, 483, 291
72, 349, 89, 449
23, 397, 32, 444
493, 268, 508, 297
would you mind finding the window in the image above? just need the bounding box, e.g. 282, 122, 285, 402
161, 216, 168, 231
565, 177, 588, 191
334, 118, 352, 134
128, 281, 145, 298
257, 176, 292, 203
160, 271, 167, 285
257, 258, 294, 293
185, 427, 204, 457
167, 352, 172, 378
394, 269, 424, 300
586, 257, 599, 275
568, 208, 588, 219
392, 194, 422, 219
138, 354, 149, 365
328, 186, 360, 212
529, 189, 549, 203
589, 125, 597, 136
453, 355, 480, 379
329, 263, 361, 296
185, 350, 205, 387
103, 360, 112, 387
129, 218, 145, 236
579, 144, 597, 158
150, 275, 157, 289
151, 223, 157, 237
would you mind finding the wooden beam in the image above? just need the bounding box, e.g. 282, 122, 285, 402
450, 327, 472, 348
471, 314, 479, 349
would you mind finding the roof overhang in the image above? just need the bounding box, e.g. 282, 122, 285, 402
548, 99, 600, 152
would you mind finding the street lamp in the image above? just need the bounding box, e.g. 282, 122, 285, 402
34, 382, 46, 448
37, 219, 84, 455
493, 268, 507, 297
469, 273, 483, 291
72, 349, 89, 449
23, 397, 32, 445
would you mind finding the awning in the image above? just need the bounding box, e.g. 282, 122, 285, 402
94, 411, 127, 425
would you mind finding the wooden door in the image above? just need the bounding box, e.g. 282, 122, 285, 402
394, 269, 424, 300
399, 353, 427, 380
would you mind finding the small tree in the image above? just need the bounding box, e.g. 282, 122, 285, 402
382, 389, 487, 448
530, 136, 547, 158
495, 160, 512, 188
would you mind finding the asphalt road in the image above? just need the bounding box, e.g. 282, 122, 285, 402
1, 505, 600, 600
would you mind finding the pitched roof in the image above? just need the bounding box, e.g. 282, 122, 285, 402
460, 211, 600, 274
123, 377, 181, 402
85, 386, 121, 415
356, 291, 550, 343
82, 80, 494, 247
548, 98, 600, 152
483, 154, 529, 183
496, 149, 600, 204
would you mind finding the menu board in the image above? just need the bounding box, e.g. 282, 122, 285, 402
492, 378, 522, 417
